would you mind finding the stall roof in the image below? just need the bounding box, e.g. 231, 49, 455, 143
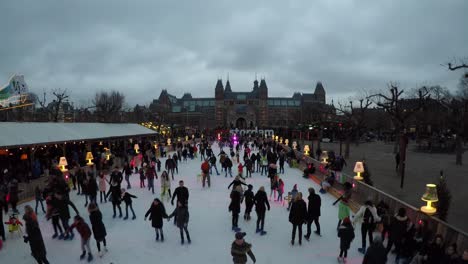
0, 122, 157, 148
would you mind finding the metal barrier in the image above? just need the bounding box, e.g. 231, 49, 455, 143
283, 145, 468, 252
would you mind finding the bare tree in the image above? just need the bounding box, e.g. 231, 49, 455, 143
93, 90, 125, 123
369, 83, 429, 188
37, 88, 70, 122
336, 97, 372, 158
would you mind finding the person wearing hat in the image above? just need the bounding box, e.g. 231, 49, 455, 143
231, 232, 256, 264
337, 217, 355, 263
144, 198, 168, 242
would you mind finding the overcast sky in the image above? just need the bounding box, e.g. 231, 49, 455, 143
1, 0, 467, 107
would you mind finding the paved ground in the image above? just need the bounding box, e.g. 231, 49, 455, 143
305, 140, 468, 233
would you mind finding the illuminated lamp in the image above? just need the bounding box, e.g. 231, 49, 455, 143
292, 141, 297, 150
20, 153, 28, 160
59, 157, 68, 172
279, 137, 283, 144
134, 144, 140, 153
185, 135, 189, 141
178, 137, 181, 142
421, 184, 438, 215
105, 148, 111, 161
320, 151, 329, 164
99, 141, 103, 146
353, 161, 365, 180
154, 143, 158, 150
285, 139, 289, 146
192, 134, 195, 139
303, 145, 310, 156
275, 135, 279, 142
86, 152, 94, 166
167, 138, 171, 145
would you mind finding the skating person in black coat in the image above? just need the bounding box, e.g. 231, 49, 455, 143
109, 167, 123, 188
288, 192, 307, 245
338, 217, 355, 263
171, 180, 189, 206
227, 176, 247, 190
87, 203, 107, 257
305, 187, 321, 240
242, 184, 254, 221
253, 186, 270, 235
85, 174, 98, 206
229, 186, 242, 232
167, 201, 191, 245
106, 180, 122, 218
23, 205, 49, 264
52, 192, 79, 240
362, 236, 387, 264
144, 198, 168, 241
165, 155, 176, 180
121, 188, 137, 220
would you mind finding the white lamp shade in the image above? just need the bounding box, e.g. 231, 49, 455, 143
134, 144, 140, 150
86, 152, 94, 161
304, 145, 310, 152
59, 157, 68, 167
353, 161, 365, 173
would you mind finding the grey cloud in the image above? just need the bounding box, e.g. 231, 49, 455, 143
0, 0, 467, 106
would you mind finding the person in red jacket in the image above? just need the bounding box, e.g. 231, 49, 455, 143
237, 163, 244, 177
201, 160, 211, 188
69, 215, 93, 262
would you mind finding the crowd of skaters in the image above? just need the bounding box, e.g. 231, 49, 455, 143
0, 135, 467, 264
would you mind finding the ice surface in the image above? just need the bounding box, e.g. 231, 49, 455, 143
0, 144, 366, 263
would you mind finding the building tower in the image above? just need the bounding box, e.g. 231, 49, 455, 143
258, 78, 268, 127
314, 81, 326, 103
214, 79, 224, 127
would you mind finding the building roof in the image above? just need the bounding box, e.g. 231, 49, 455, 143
0, 122, 156, 148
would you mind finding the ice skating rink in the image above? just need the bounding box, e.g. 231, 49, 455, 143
0, 144, 364, 263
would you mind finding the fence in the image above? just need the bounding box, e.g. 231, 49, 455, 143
283, 144, 468, 252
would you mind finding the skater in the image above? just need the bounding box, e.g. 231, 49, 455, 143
288, 192, 307, 245
69, 215, 94, 262
287, 184, 299, 211
231, 232, 256, 264
165, 155, 176, 180
87, 203, 107, 257
121, 188, 137, 220
106, 179, 122, 218
277, 178, 284, 202
244, 158, 253, 178
109, 167, 123, 188
161, 171, 172, 202
269, 175, 279, 201
76, 168, 86, 195
139, 167, 146, 188
237, 163, 244, 178
229, 185, 242, 232
200, 159, 211, 188
171, 180, 189, 206
386, 207, 409, 256
209, 155, 220, 175
242, 184, 254, 221
98, 172, 107, 203
8, 177, 19, 213
279, 150, 285, 174
23, 205, 50, 264
123, 162, 132, 189
167, 201, 191, 245
146, 163, 157, 194
53, 192, 79, 240
337, 217, 355, 263
34, 186, 46, 214
45, 195, 64, 239
305, 187, 321, 240
253, 186, 270, 235
228, 176, 247, 191
333, 182, 352, 230
145, 198, 168, 242
224, 157, 233, 177
353, 200, 380, 254
362, 236, 387, 264
86, 174, 98, 206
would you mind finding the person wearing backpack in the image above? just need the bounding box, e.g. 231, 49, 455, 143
353, 200, 381, 254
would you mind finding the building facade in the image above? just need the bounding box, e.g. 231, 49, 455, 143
149, 79, 334, 129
